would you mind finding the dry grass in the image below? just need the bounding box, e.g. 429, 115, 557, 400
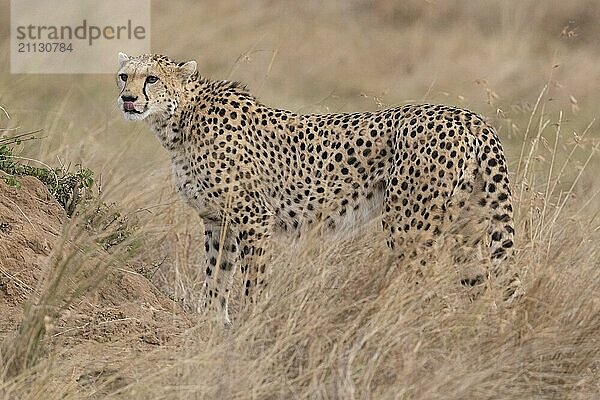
1, 0, 599, 398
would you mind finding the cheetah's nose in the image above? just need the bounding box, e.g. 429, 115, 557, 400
121, 94, 137, 102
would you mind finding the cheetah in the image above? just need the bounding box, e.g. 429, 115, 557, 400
117, 53, 516, 323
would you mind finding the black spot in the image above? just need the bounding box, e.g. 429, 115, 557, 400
461, 275, 484, 287
493, 214, 510, 222
492, 247, 506, 259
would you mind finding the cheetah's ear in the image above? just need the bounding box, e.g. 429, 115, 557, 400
118, 52, 130, 67
177, 60, 197, 80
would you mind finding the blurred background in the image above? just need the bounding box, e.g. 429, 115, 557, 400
1, 0, 598, 207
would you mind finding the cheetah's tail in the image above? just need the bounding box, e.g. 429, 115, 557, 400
476, 128, 515, 264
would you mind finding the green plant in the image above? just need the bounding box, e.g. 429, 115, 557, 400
0, 131, 95, 216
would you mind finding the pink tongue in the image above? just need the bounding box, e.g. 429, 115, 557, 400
123, 101, 136, 111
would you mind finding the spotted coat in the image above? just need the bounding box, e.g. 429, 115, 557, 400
117, 54, 515, 323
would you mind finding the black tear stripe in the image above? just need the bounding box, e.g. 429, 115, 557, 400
142, 81, 150, 103
118, 83, 126, 97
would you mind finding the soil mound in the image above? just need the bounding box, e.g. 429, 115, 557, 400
0, 176, 65, 338
0, 175, 192, 390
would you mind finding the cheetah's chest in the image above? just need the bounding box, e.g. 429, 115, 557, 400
171, 153, 221, 219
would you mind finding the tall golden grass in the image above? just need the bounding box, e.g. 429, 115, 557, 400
2, 102, 598, 398
0, 0, 599, 398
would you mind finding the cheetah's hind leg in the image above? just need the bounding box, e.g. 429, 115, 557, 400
382, 168, 450, 275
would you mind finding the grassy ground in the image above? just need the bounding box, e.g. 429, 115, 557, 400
1, 0, 599, 398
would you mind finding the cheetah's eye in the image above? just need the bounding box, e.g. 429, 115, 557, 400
146, 76, 159, 84
119, 73, 128, 82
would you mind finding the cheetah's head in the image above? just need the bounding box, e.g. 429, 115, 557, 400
116, 53, 197, 121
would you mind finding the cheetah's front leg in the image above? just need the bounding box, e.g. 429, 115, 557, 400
236, 220, 273, 306
202, 220, 238, 325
